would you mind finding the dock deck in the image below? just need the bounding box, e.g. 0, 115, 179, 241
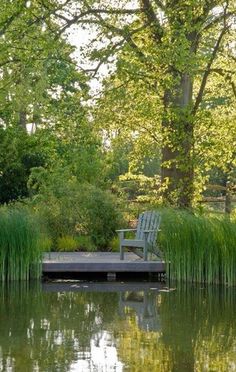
43, 252, 166, 275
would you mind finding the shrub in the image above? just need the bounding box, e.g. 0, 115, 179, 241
109, 236, 119, 252
75, 236, 96, 252
77, 185, 123, 249
57, 236, 78, 252
28, 174, 123, 250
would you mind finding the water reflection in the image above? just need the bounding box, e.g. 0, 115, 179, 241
70, 331, 123, 371
119, 290, 160, 332
0, 282, 235, 371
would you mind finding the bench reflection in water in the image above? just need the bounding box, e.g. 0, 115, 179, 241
119, 290, 161, 332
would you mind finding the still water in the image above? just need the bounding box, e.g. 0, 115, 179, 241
0, 281, 236, 372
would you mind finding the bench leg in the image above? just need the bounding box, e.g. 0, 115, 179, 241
144, 234, 148, 261
144, 245, 147, 261
119, 232, 125, 260
120, 246, 124, 260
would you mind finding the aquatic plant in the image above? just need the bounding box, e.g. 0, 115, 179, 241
0, 208, 41, 281
159, 209, 236, 285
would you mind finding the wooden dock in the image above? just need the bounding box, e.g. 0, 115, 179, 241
43, 252, 166, 277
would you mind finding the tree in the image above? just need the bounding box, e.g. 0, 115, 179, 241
0, 0, 88, 131
0, 0, 94, 202
1, 1, 235, 208
0, 125, 46, 203
50, 0, 236, 208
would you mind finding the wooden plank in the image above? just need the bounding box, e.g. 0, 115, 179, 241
122, 239, 144, 247
199, 197, 236, 203
206, 184, 236, 191
135, 212, 143, 240
128, 247, 144, 259
42, 252, 165, 273
206, 184, 227, 191
43, 261, 165, 273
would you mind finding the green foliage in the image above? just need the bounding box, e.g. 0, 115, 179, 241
28, 165, 123, 249
109, 236, 120, 252
0, 0, 88, 129
0, 208, 41, 281
0, 0, 235, 273
118, 172, 161, 203
0, 0, 92, 207
104, 137, 131, 182
57, 236, 78, 252
29, 171, 80, 241
76, 185, 123, 248
74, 236, 96, 252
159, 209, 236, 285
88, 0, 236, 208
39, 234, 52, 253
0, 126, 46, 203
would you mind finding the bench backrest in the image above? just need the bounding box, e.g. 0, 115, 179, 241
135, 211, 161, 246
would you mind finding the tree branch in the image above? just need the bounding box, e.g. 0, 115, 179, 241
203, 11, 234, 32
85, 39, 125, 78
55, 7, 144, 25
81, 2, 150, 65
231, 81, 236, 99
208, 68, 236, 100
91, 79, 132, 101
0, 57, 23, 68
140, 125, 160, 143
153, 0, 165, 11
140, 0, 163, 42
192, 26, 229, 114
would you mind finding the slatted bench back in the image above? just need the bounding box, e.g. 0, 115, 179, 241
135, 211, 161, 246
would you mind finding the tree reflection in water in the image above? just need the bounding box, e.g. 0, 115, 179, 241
159, 287, 236, 371
0, 282, 235, 371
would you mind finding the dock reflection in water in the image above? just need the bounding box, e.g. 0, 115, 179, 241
0, 282, 235, 371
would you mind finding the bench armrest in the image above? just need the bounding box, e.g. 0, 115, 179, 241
116, 229, 137, 232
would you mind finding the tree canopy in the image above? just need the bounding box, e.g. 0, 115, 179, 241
50, 0, 236, 207
0, 0, 235, 209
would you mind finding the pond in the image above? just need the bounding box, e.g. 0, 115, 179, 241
0, 281, 236, 371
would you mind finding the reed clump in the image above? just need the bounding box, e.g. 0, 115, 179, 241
159, 209, 236, 285
0, 208, 41, 281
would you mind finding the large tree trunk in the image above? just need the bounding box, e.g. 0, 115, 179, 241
161, 72, 194, 208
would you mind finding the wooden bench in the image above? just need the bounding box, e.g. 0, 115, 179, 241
117, 211, 161, 261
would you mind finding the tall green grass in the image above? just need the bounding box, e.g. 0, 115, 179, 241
0, 208, 41, 281
159, 209, 236, 285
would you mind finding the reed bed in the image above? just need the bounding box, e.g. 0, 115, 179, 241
0, 208, 41, 281
159, 209, 236, 285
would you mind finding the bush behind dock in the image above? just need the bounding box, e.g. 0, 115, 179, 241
29, 180, 123, 250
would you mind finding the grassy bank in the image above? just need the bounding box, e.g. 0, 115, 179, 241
0, 208, 41, 281
159, 209, 236, 285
